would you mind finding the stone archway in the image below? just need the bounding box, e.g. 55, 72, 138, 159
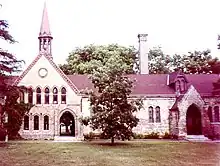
186, 104, 202, 135
59, 111, 75, 136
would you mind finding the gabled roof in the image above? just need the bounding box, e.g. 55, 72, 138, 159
13, 53, 79, 93
67, 74, 219, 97
168, 71, 189, 85
186, 74, 218, 96
67, 74, 175, 96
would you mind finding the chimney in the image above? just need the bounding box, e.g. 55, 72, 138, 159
138, 34, 149, 74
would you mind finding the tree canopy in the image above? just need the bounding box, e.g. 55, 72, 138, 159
148, 47, 220, 74
81, 54, 142, 144
0, 12, 31, 140
59, 44, 138, 75
60, 44, 220, 75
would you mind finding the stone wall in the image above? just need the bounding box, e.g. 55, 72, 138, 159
169, 110, 179, 136
19, 104, 83, 140
81, 96, 176, 136
177, 85, 204, 137
203, 97, 220, 139
133, 97, 175, 135
210, 123, 220, 139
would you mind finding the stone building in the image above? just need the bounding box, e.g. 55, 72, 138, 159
10, 2, 220, 141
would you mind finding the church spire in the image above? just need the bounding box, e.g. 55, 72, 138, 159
38, 1, 53, 57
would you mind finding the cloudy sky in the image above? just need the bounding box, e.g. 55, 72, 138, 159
1, 0, 220, 69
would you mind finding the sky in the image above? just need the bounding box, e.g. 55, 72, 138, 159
1, 0, 220, 70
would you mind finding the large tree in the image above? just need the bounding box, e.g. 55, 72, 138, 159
148, 47, 220, 74
81, 55, 142, 144
148, 47, 172, 74
59, 44, 139, 75
0, 14, 31, 140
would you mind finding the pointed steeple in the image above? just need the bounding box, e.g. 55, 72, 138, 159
39, 1, 51, 37
38, 1, 53, 57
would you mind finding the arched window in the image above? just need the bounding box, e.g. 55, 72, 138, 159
34, 115, 39, 130
23, 115, 29, 130
36, 87, 41, 104
61, 87, 66, 104
28, 88, 33, 104
53, 87, 58, 104
175, 80, 180, 92
180, 80, 185, 92
44, 87, 50, 104
44, 115, 49, 130
19, 91, 24, 102
214, 106, 220, 122
208, 106, 213, 122
155, 106, 161, 123
149, 106, 154, 123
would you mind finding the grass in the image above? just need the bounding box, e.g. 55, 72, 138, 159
0, 140, 220, 166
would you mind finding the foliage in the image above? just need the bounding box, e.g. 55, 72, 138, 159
132, 132, 178, 139
59, 44, 138, 74
149, 47, 172, 74
81, 54, 142, 144
83, 132, 100, 141
180, 50, 216, 74
132, 133, 145, 139
149, 47, 220, 74
0, 9, 30, 140
60, 44, 220, 75
2, 85, 33, 139
0, 20, 24, 74
144, 132, 160, 139
133, 132, 159, 139
162, 132, 171, 139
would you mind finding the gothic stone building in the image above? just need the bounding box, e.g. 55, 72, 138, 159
10, 3, 220, 140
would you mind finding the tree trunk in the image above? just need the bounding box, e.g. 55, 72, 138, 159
111, 137, 114, 144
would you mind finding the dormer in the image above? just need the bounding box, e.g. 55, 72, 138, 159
167, 70, 188, 94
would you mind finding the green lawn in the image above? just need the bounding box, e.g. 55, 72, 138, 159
0, 140, 220, 166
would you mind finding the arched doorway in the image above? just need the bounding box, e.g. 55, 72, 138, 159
59, 111, 75, 136
186, 104, 202, 135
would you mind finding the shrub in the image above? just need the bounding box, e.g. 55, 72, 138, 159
171, 134, 178, 140
144, 132, 160, 139
162, 132, 171, 139
133, 133, 145, 139
83, 132, 100, 141
133, 132, 160, 139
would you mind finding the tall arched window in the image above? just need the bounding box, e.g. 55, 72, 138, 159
155, 106, 161, 123
53, 87, 58, 104
180, 80, 185, 92
23, 115, 29, 130
34, 115, 39, 130
36, 87, 41, 104
214, 106, 220, 122
149, 106, 154, 123
19, 91, 24, 102
175, 80, 180, 92
208, 106, 213, 122
28, 88, 33, 104
61, 87, 66, 104
44, 115, 49, 130
44, 87, 50, 104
